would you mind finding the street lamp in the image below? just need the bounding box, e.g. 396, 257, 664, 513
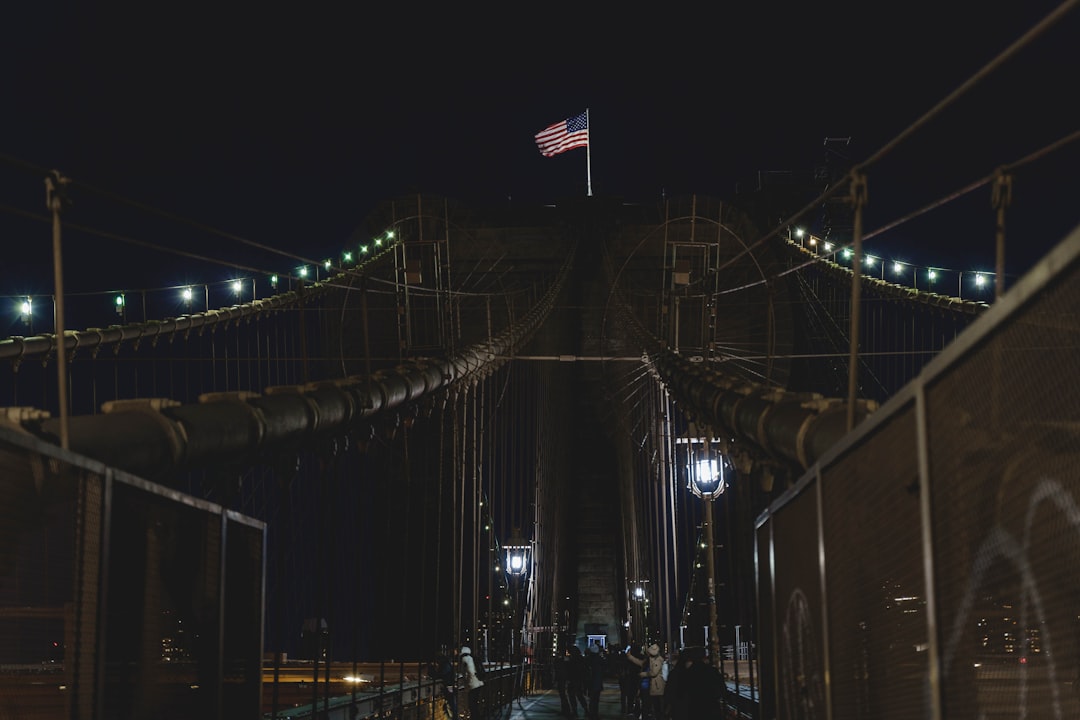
504, 541, 530, 579
504, 536, 531, 667
629, 580, 651, 645
687, 438, 730, 670
19, 297, 32, 332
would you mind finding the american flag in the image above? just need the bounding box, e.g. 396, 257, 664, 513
534, 111, 589, 157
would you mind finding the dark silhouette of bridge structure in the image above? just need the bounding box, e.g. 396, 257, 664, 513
1, 7, 1079, 716
4, 178, 1077, 718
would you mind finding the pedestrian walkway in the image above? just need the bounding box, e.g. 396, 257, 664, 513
505, 681, 626, 720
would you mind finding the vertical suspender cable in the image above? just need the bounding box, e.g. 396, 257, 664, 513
455, 384, 468, 651
45, 171, 70, 448
433, 392, 448, 649
846, 171, 868, 432
401, 412, 413, 645
472, 378, 482, 645
661, 392, 678, 647
297, 281, 310, 385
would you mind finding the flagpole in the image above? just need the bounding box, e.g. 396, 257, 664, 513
585, 108, 592, 197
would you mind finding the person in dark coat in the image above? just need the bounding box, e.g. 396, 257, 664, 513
555, 648, 573, 716
584, 643, 606, 719
428, 652, 458, 720
664, 645, 724, 720
619, 646, 643, 716
566, 646, 589, 716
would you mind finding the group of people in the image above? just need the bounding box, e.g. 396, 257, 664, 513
557, 641, 725, 719
433, 640, 725, 720
554, 643, 607, 719
427, 645, 485, 720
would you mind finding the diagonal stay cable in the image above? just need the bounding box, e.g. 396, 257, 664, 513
0, 149, 325, 268
0, 202, 279, 278
713, 124, 1080, 295
713, 0, 1079, 278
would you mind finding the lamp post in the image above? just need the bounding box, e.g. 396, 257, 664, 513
688, 439, 728, 670
504, 538, 531, 664
629, 580, 650, 645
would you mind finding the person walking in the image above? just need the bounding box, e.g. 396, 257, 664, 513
628, 642, 666, 719
459, 646, 484, 719
555, 648, 573, 717
566, 646, 589, 717
664, 645, 724, 719
584, 643, 606, 720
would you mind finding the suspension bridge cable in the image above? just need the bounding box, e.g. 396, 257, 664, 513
0, 202, 289, 279
69, 176, 322, 267
0, 150, 331, 268
856, 0, 1079, 172
709, 122, 1080, 299
864, 126, 1080, 242
713, 0, 1079, 277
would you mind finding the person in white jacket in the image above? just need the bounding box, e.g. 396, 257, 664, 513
459, 646, 484, 719
628, 642, 666, 719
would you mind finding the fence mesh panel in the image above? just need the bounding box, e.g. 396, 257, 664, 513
758, 228, 1080, 718
822, 404, 926, 719
0, 428, 264, 719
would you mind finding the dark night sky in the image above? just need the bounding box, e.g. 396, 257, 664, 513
2, 2, 1079, 300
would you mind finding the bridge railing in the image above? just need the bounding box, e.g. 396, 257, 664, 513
0, 419, 266, 719
756, 222, 1080, 718
264, 664, 522, 720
